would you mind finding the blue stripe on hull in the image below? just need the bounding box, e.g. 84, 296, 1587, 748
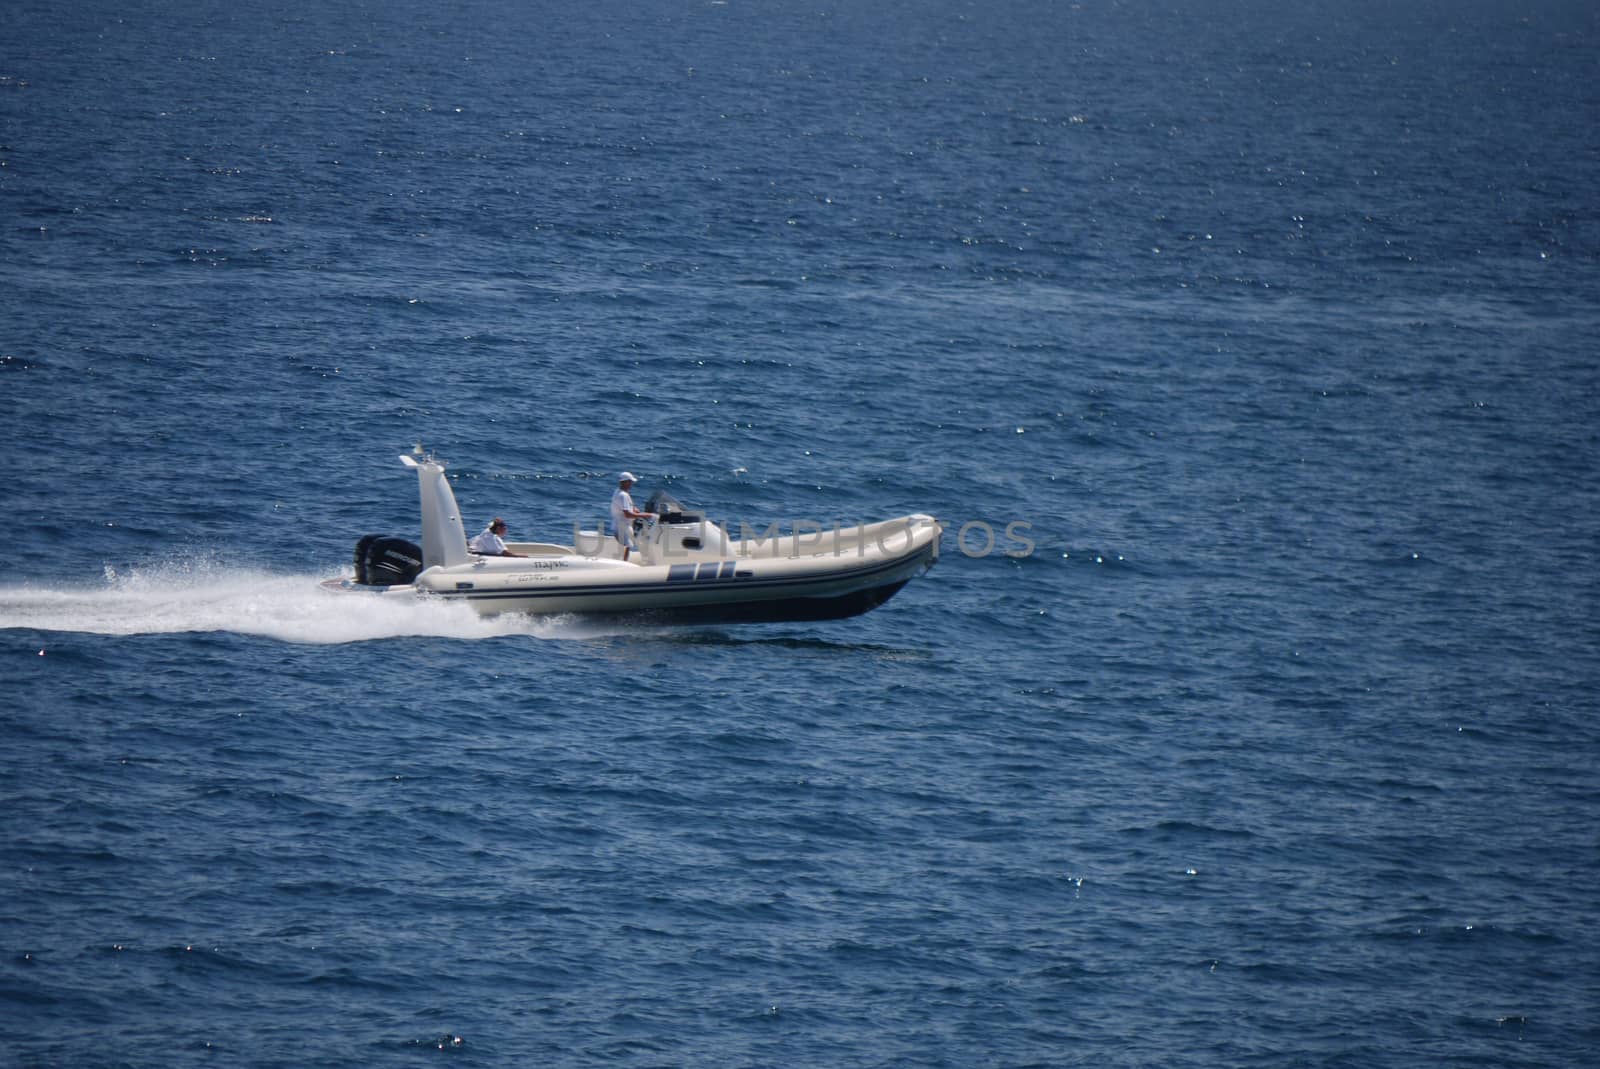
576, 579, 913, 624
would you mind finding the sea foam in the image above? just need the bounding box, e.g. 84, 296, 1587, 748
0, 558, 574, 645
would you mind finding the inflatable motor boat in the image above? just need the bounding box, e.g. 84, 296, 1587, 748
321, 450, 941, 624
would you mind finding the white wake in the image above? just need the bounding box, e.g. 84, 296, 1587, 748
0, 559, 579, 645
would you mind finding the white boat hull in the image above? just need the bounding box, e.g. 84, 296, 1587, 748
324, 451, 941, 624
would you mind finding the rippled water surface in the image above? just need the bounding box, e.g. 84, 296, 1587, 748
3, 1, 1598, 1065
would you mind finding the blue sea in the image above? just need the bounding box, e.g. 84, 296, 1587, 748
3, 1, 1598, 1065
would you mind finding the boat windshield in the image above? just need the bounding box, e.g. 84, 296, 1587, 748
644, 489, 696, 523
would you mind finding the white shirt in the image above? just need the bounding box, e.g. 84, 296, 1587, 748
469, 528, 507, 555
611, 488, 636, 546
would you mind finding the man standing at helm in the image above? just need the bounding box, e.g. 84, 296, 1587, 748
611, 472, 655, 562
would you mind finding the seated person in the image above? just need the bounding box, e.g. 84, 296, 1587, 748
469, 517, 525, 557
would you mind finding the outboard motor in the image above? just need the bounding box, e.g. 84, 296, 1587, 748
353, 535, 378, 584
354, 534, 424, 586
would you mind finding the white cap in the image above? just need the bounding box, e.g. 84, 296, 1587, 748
618, 471, 637, 483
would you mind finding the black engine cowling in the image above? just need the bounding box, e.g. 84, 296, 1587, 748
353, 534, 424, 586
